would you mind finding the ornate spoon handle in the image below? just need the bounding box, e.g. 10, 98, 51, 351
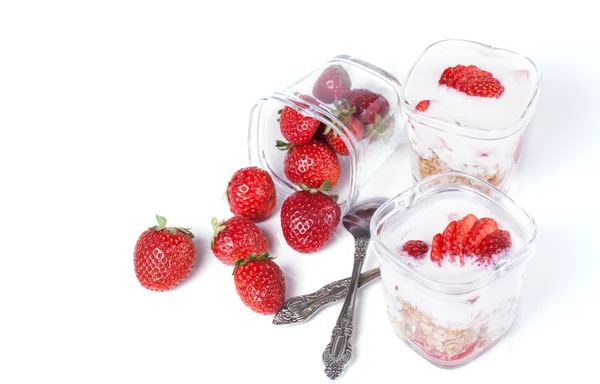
322, 238, 369, 380
272, 267, 380, 326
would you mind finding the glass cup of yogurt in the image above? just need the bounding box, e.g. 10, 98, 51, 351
400, 39, 541, 192
248, 55, 405, 214
368, 172, 537, 367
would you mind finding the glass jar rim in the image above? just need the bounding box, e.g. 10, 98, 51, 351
370, 172, 537, 294
399, 39, 542, 140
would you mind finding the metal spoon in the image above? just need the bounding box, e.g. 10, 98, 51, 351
322, 198, 386, 380
272, 267, 381, 326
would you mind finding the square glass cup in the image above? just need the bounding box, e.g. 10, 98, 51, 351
400, 39, 541, 192
368, 172, 537, 367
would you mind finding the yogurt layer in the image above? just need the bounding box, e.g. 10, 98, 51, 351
404, 41, 537, 130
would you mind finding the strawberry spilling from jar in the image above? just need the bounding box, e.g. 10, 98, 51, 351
439, 65, 505, 98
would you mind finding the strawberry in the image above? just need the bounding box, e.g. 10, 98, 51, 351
441, 221, 458, 260
430, 233, 444, 266
401, 240, 429, 258
439, 64, 504, 98
454, 213, 478, 261
233, 252, 286, 315
211, 217, 268, 266
324, 115, 364, 156
347, 89, 390, 125
313, 65, 351, 104
476, 230, 511, 262
415, 100, 430, 112
134, 215, 196, 291
227, 167, 276, 222
464, 218, 499, 255
276, 139, 341, 189
278, 106, 321, 145
280, 182, 341, 253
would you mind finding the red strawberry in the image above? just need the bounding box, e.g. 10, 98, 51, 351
324, 115, 364, 156
134, 215, 196, 291
442, 221, 458, 260
280, 182, 341, 253
227, 167, 276, 222
430, 233, 444, 266
415, 100, 430, 112
313, 65, 351, 104
211, 217, 268, 266
464, 218, 499, 255
278, 106, 321, 145
454, 214, 478, 261
401, 240, 429, 258
439, 64, 504, 98
347, 89, 390, 125
276, 139, 341, 189
233, 252, 286, 315
475, 230, 511, 261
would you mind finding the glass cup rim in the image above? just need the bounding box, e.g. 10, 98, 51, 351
370, 171, 537, 294
399, 38, 542, 140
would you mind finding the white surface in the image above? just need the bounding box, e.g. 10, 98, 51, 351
1, 1, 598, 383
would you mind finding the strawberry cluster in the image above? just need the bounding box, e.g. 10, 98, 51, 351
401, 214, 512, 266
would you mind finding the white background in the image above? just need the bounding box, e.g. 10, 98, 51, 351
1, 1, 599, 383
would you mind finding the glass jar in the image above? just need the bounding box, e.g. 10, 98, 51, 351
368, 172, 537, 367
400, 39, 541, 192
248, 55, 405, 214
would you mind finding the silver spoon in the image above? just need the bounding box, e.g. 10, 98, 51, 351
322, 198, 387, 380
272, 267, 381, 326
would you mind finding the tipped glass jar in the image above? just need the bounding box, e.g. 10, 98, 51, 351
248, 55, 405, 214
400, 39, 541, 192
368, 172, 537, 367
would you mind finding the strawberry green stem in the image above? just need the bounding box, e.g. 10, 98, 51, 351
150, 215, 195, 239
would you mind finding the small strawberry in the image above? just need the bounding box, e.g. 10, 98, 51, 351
280, 182, 341, 253
227, 167, 276, 222
441, 221, 458, 261
401, 240, 429, 258
347, 89, 390, 125
439, 64, 504, 98
415, 100, 430, 112
324, 116, 364, 156
464, 218, 499, 255
276, 139, 341, 189
475, 230, 511, 261
278, 106, 321, 145
454, 213, 478, 261
233, 252, 286, 315
211, 217, 268, 266
134, 215, 196, 291
430, 233, 444, 265
313, 65, 351, 104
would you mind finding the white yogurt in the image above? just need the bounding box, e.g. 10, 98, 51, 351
404, 43, 537, 130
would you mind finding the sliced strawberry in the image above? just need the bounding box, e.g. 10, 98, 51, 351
401, 240, 429, 258
415, 100, 430, 112
430, 233, 444, 266
476, 230, 511, 262
464, 218, 499, 255
442, 221, 458, 261
454, 214, 478, 262
439, 64, 504, 98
